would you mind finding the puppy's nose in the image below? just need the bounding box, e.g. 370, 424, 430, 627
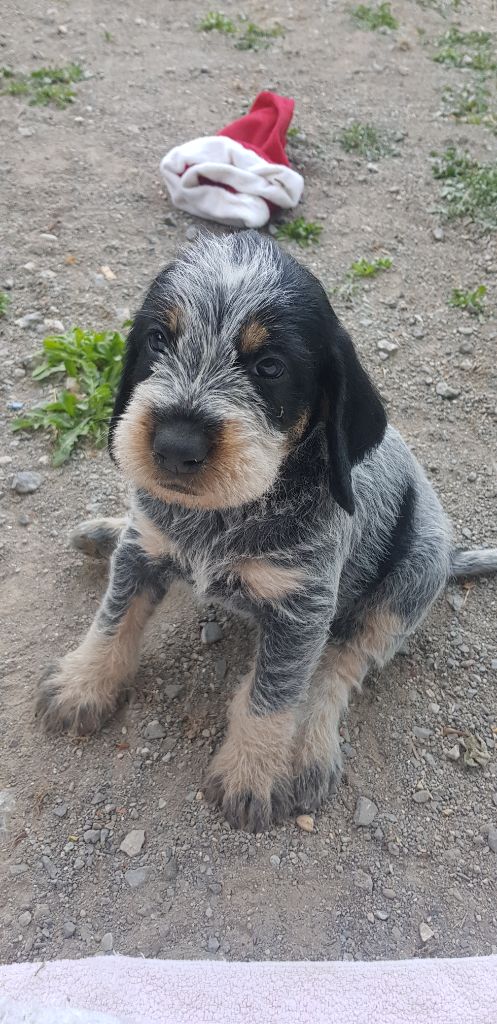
152, 419, 210, 476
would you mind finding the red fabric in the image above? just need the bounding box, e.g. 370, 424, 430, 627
217, 91, 295, 167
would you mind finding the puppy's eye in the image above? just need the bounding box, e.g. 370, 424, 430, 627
253, 357, 285, 380
148, 330, 168, 354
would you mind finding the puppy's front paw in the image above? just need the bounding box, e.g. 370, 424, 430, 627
36, 659, 117, 735
292, 760, 340, 815
204, 747, 292, 832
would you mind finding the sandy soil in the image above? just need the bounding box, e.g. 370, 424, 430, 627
1, 0, 496, 965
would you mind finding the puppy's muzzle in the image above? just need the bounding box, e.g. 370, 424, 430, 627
152, 418, 210, 477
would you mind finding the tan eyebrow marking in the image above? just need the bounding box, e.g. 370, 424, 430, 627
239, 321, 269, 354
164, 306, 183, 334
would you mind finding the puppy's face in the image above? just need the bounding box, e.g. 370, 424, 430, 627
110, 232, 386, 513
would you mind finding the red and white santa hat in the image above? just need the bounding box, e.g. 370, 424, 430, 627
160, 91, 304, 229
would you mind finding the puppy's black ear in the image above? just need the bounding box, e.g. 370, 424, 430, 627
107, 319, 144, 461
323, 319, 387, 515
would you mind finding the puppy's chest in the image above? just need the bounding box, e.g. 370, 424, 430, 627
134, 505, 304, 607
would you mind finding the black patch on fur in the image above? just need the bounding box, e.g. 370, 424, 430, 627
375, 481, 416, 584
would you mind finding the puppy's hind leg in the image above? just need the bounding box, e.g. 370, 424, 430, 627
70, 516, 127, 560
292, 608, 405, 814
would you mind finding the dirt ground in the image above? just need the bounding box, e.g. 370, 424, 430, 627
1, 0, 497, 967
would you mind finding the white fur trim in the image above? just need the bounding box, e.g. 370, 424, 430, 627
160, 136, 304, 228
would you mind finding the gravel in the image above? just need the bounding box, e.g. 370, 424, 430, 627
124, 868, 150, 889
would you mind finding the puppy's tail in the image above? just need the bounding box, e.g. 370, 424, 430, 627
450, 547, 497, 578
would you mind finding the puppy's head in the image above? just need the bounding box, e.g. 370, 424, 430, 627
109, 231, 386, 513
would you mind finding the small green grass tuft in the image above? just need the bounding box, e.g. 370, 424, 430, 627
352, 2, 398, 30
349, 256, 393, 278
199, 11, 236, 33
12, 327, 125, 465
339, 122, 395, 159
287, 126, 302, 139
0, 291, 10, 317
235, 21, 283, 50
0, 63, 84, 107
432, 147, 497, 230
433, 28, 496, 72
276, 218, 323, 247
199, 13, 283, 48
442, 83, 497, 132
450, 284, 486, 314
103, 30, 113, 42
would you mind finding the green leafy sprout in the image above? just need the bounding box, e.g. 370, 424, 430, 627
339, 122, 395, 159
0, 63, 84, 107
199, 11, 236, 33
449, 285, 487, 315
432, 147, 497, 230
275, 218, 323, 247
433, 28, 496, 72
0, 291, 10, 317
199, 12, 283, 49
12, 328, 125, 465
442, 83, 497, 132
349, 256, 393, 277
352, 2, 398, 31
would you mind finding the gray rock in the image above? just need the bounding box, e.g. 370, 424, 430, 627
83, 829, 100, 844
11, 471, 43, 494
412, 726, 432, 740
164, 684, 182, 699
201, 622, 222, 644
101, 931, 113, 951
377, 338, 399, 355
125, 867, 150, 889
91, 792, 105, 805
144, 720, 166, 739
487, 827, 497, 853
352, 869, 373, 894
269, 855, 281, 868
185, 225, 198, 241
432, 226, 444, 242
413, 790, 431, 804
41, 856, 57, 879
120, 829, 145, 857
163, 858, 178, 881
214, 658, 227, 680
436, 381, 460, 400
9, 863, 29, 876
63, 922, 76, 938
447, 591, 465, 613
207, 936, 220, 952
388, 842, 400, 857
53, 803, 68, 818
18, 911, 32, 928
374, 909, 389, 921
15, 312, 42, 328
354, 797, 378, 827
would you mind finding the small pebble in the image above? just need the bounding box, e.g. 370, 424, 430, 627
352, 869, 373, 894
269, 855, 281, 869
53, 803, 68, 818
354, 796, 378, 827
63, 922, 76, 938
144, 720, 166, 739
487, 827, 497, 854
296, 815, 315, 833
18, 911, 32, 928
377, 338, 399, 355
432, 226, 444, 242
436, 381, 460, 400
185, 225, 198, 241
413, 790, 431, 804
11, 471, 43, 495
101, 932, 113, 952
120, 829, 145, 857
201, 622, 222, 644
125, 867, 149, 889
419, 921, 435, 943
207, 936, 220, 952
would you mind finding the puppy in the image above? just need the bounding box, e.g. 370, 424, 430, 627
37, 231, 497, 832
